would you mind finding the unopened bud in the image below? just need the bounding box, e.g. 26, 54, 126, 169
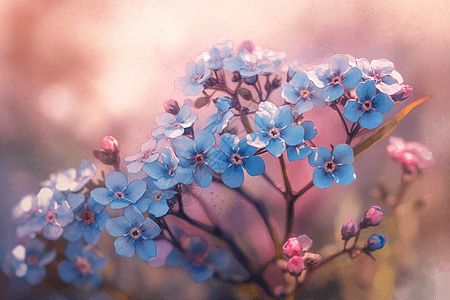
366, 234, 386, 251
163, 99, 180, 115
286, 256, 305, 276
341, 219, 358, 240
238, 40, 255, 53
102, 136, 119, 154
244, 74, 258, 85
231, 71, 241, 82
303, 252, 321, 268
391, 84, 413, 102
360, 206, 384, 228
282, 237, 303, 258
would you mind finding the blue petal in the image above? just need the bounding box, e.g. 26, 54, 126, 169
187, 263, 214, 283
208, 150, 230, 173
266, 137, 286, 157
143, 161, 168, 180
65, 240, 84, 261
359, 109, 383, 129
280, 125, 305, 146
343, 100, 363, 123
83, 226, 102, 245
246, 131, 271, 148
217, 110, 234, 133
58, 261, 77, 283
289, 71, 310, 90
86, 250, 107, 273
308, 147, 332, 167
222, 165, 244, 188
238, 137, 258, 157
372, 59, 394, 76
377, 81, 401, 95
341, 67, 362, 89
148, 199, 170, 218
66, 193, 84, 211
312, 168, 334, 189
106, 216, 131, 237
184, 83, 204, 97
156, 113, 176, 127
293, 99, 314, 115
140, 218, 161, 239
94, 209, 110, 231
86, 196, 106, 214
26, 267, 46, 285
273, 105, 293, 129
220, 133, 240, 156
194, 129, 216, 154
309, 90, 326, 108
124, 205, 145, 227
281, 83, 300, 104
193, 163, 212, 188
356, 80, 376, 102
124, 180, 147, 203
174, 76, 190, 89
301, 121, 318, 140
134, 197, 150, 213
321, 83, 344, 101
181, 113, 199, 128
332, 144, 354, 164
164, 125, 184, 138
105, 171, 128, 192
114, 236, 135, 258
166, 249, 187, 268
177, 104, 192, 122
242, 156, 265, 176
208, 249, 232, 271
309, 66, 332, 87
56, 201, 74, 226
155, 176, 178, 190
333, 164, 356, 185
329, 55, 349, 76
161, 147, 179, 170
287, 143, 312, 161
371, 93, 394, 115
172, 136, 196, 159
43, 223, 64, 240
185, 61, 197, 77
135, 239, 157, 260
38, 249, 57, 267
174, 166, 194, 185
62, 220, 84, 242
254, 111, 274, 132
109, 199, 131, 209
223, 57, 244, 71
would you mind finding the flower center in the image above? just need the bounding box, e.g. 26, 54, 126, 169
75, 257, 91, 275
195, 153, 204, 163
130, 227, 142, 239
268, 127, 280, 138
27, 254, 39, 266
168, 168, 175, 176
363, 100, 372, 110
300, 90, 310, 98
154, 193, 162, 201
331, 76, 341, 84
45, 210, 56, 223
373, 74, 381, 82
193, 74, 200, 82
82, 209, 95, 225
231, 153, 243, 165
324, 161, 335, 172
172, 122, 181, 127
114, 191, 124, 198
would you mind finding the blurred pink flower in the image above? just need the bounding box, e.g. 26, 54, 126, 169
282, 237, 303, 258
387, 137, 434, 172
286, 256, 305, 276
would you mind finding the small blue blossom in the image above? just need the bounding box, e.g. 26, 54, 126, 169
308, 144, 356, 189
246, 102, 305, 157
63, 196, 110, 245
134, 177, 177, 217
366, 234, 387, 251
152, 104, 198, 139
343, 80, 395, 130
143, 147, 194, 189
172, 129, 220, 188
175, 59, 211, 96
90, 171, 146, 210
356, 58, 403, 95
286, 121, 317, 161
252, 47, 286, 74
223, 50, 262, 78
308, 55, 362, 101
7, 239, 57, 285
281, 70, 326, 115
58, 241, 107, 286
42, 160, 96, 193
106, 206, 161, 260
200, 41, 234, 70
205, 97, 234, 134
123, 138, 160, 174
209, 133, 265, 188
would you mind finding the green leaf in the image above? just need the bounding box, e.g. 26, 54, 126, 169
194, 97, 210, 108
238, 88, 253, 100
353, 96, 430, 157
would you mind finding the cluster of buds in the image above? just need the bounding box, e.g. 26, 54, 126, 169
387, 136, 434, 175
282, 234, 321, 276
93, 136, 120, 170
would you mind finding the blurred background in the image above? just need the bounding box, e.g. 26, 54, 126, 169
0, 0, 449, 299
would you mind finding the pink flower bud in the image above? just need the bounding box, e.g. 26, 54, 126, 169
282, 237, 303, 258
102, 136, 119, 154
341, 219, 358, 240
387, 137, 434, 173
360, 206, 384, 228
303, 252, 321, 268
286, 256, 305, 276
238, 40, 255, 53
163, 99, 180, 115
391, 84, 413, 102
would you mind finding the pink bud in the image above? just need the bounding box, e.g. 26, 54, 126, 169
391, 84, 413, 102
163, 99, 180, 115
360, 206, 384, 228
303, 253, 321, 268
286, 256, 305, 276
102, 136, 119, 154
238, 40, 255, 53
282, 237, 303, 258
341, 219, 358, 240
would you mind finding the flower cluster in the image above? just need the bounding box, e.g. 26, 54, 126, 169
282, 235, 321, 276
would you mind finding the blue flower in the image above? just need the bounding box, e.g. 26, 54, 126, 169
133, 177, 177, 217
209, 133, 265, 188
42, 160, 96, 193
205, 97, 234, 134
308, 55, 362, 101
143, 147, 194, 189
223, 50, 262, 78
356, 58, 403, 95
7, 239, 57, 285
308, 144, 356, 189
172, 129, 220, 188
106, 206, 161, 260
152, 104, 198, 139
252, 47, 286, 74
246, 102, 305, 157
58, 241, 107, 286
343, 80, 395, 130
63, 196, 110, 245
281, 71, 326, 115
286, 121, 317, 161
200, 41, 234, 70
123, 138, 160, 174
175, 59, 211, 96
366, 234, 386, 251
90, 171, 146, 210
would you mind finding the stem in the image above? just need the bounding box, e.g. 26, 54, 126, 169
392, 171, 411, 210
292, 180, 314, 202
279, 155, 292, 196
261, 172, 284, 195
331, 103, 350, 135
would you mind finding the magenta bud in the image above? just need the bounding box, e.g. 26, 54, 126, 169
238, 40, 255, 53
303, 253, 321, 268
341, 219, 358, 240
391, 84, 413, 102
360, 206, 384, 228
163, 99, 180, 115
286, 256, 305, 276
102, 136, 119, 154
282, 237, 304, 258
